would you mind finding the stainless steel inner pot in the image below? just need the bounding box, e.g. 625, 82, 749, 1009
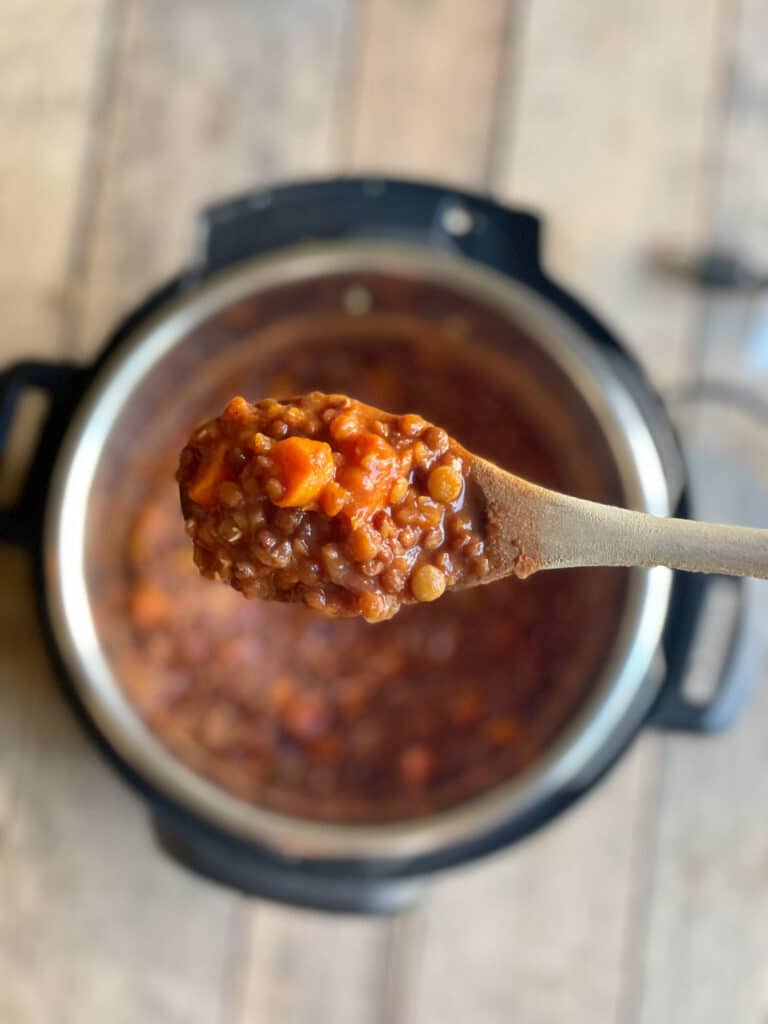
45, 240, 677, 863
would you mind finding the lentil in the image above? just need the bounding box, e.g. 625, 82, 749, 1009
427, 465, 463, 503
411, 564, 447, 602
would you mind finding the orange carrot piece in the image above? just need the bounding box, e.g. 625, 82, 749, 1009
336, 432, 400, 521
187, 442, 230, 507
129, 583, 172, 629
270, 437, 335, 508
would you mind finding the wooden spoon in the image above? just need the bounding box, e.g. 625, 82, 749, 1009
471, 456, 768, 582
180, 392, 767, 624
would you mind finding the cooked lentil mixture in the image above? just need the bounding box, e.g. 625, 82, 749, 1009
97, 277, 628, 822
178, 392, 488, 621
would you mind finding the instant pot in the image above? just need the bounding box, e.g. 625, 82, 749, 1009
0, 178, 756, 912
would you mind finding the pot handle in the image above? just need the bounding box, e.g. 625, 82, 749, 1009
650, 574, 762, 732
0, 360, 84, 547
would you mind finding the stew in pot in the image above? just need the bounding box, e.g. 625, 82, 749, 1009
104, 319, 627, 822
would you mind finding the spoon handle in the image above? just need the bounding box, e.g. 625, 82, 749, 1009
529, 489, 768, 579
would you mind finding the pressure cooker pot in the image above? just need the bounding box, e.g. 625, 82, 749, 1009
0, 179, 753, 912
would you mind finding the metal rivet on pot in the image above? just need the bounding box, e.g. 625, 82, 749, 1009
441, 202, 474, 237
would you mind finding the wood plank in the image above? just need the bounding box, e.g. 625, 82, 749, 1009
706, 0, 768, 265
415, 745, 658, 1024
500, 0, 725, 389
0, 0, 106, 362
235, 905, 427, 1023
638, 2, 768, 1016
347, 0, 511, 186
78, 0, 352, 356
638, 410, 768, 1024
417, 2, 728, 1021
0, 554, 239, 1024
234, 906, 394, 1023
0, 3, 237, 1022
689, 0, 768, 386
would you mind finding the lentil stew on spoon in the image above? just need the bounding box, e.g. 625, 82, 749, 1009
178, 392, 489, 621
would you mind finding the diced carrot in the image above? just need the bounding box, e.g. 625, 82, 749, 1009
270, 437, 335, 508
129, 583, 172, 629
343, 431, 393, 465
399, 744, 433, 786
486, 717, 521, 746
281, 693, 331, 740
336, 432, 399, 522
187, 442, 230, 507
268, 675, 296, 710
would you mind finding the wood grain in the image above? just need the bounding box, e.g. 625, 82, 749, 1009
0, 4, 242, 1022
500, 0, 725, 389
706, 0, 768, 266
691, 0, 768, 386
415, 747, 658, 1024
234, 906, 393, 1023
347, 0, 511, 186
0, 0, 107, 361
0, 556, 240, 1024
637, 3, 768, 994
638, 414, 768, 1024
77, 0, 352, 356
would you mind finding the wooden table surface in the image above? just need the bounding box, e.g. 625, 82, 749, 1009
2, 2, 767, 1021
